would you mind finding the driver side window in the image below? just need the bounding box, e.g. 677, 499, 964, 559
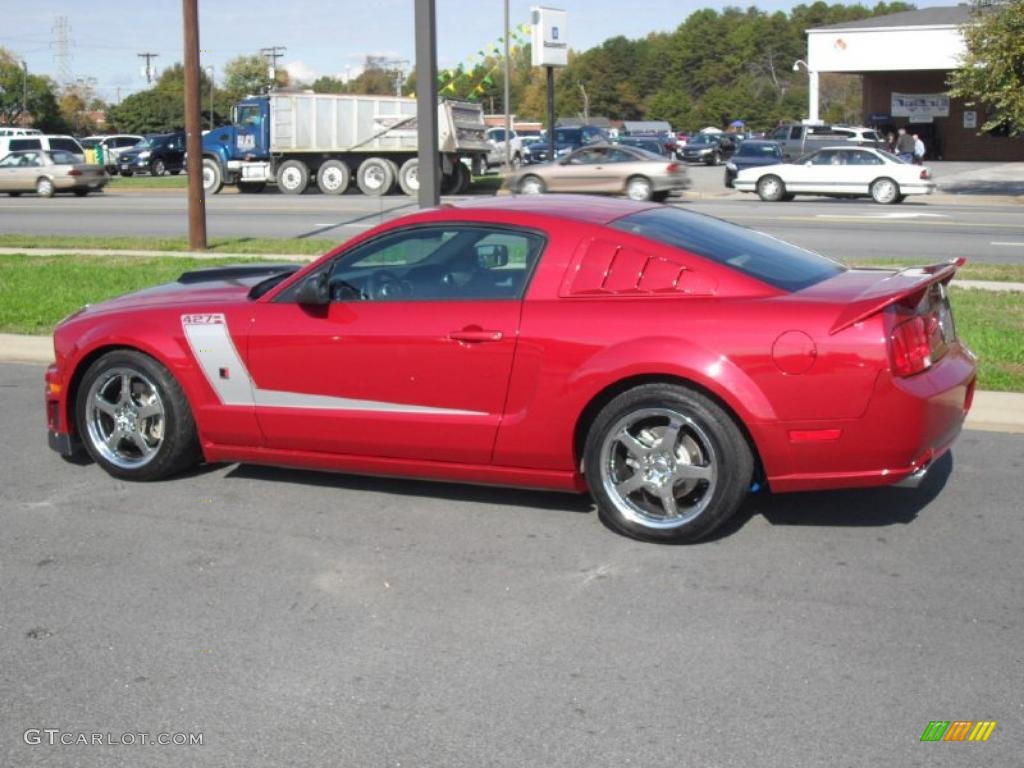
326, 225, 544, 302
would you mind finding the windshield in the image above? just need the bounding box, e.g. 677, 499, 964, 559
554, 129, 582, 144
689, 134, 716, 146
610, 207, 845, 292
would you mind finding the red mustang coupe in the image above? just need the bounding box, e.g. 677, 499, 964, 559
45, 196, 975, 542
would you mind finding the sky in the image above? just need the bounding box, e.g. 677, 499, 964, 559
2, 0, 963, 104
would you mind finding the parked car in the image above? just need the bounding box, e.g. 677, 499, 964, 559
44, 196, 975, 543
80, 134, 144, 174
526, 125, 609, 164
117, 132, 186, 177
724, 140, 784, 187
484, 127, 527, 169
679, 133, 735, 165
614, 135, 672, 157
768, 123, 883, 161
505, 143, 689, 201
0, 134, 84, 160
0, 149, 107, 197
733, 146, 935, 204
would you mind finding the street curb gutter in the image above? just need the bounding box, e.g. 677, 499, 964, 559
2, 334, 1021, 434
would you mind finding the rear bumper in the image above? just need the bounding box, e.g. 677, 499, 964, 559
763, 342, 976, 492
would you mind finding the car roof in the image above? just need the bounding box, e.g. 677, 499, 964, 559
446, 194, 657, 226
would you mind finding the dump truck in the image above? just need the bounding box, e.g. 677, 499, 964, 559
200, 92, 492, 196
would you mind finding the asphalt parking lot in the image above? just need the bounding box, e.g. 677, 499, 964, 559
2, 360, 1021, 767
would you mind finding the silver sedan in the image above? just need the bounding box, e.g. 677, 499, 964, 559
0, 149, 108, 197
505, 144, 689, 202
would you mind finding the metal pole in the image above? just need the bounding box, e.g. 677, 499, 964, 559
415, 0, 440, 208
207, 65, 214, 130
21, 61, 28, 117
503, 0, 511, 171
182, 0, 207, 250
546, 66, 555, 163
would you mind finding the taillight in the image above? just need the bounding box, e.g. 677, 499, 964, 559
890, 315, 931, 376
666, 162, 680, 173
920, 168, 930, 180
67, 169, 82, 176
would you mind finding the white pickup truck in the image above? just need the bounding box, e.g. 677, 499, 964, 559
485, 127, 527, 169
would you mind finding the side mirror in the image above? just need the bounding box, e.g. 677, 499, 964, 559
476, 244, 509, 269
295, 272, 330, 306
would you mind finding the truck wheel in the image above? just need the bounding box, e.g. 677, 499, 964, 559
201, 158, 223, 195
398, 158, 419, 196
356, 157, 396, 196
277, 159, 310, 195
316, 160, 351, 195
442, 162, 470, 195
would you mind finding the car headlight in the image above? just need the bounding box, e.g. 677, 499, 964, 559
725, 162, 737, 171
138, 151, 151, 159
556, 148, 571, 157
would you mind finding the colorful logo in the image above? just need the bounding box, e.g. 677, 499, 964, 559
921, 721, 997, 742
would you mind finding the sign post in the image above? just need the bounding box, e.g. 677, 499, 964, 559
531, 7, 567, 163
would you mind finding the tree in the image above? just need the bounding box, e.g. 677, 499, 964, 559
0, 48, 66, 131
947, 0, 1024, 135
347, 56, 403, 96
221, 54, 288, 103
59, 78, 106, 135
107, 63, 213, 134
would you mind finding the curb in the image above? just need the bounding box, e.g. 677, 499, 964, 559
2, 333, 1021, 434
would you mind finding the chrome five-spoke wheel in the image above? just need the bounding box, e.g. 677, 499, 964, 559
600, 408, 717, 529
84, 367, 165, 469
584, 383, 753, 543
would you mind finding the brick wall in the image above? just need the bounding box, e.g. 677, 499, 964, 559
862, 71, 1024, 161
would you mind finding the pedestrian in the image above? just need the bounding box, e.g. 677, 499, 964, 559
885, 131, 896, 153
913, 133, 925, 165
895, 128, 915, 163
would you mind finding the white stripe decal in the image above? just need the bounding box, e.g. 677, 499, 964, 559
182, 314, 486, 416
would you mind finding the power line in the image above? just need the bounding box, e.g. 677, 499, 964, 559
137, 52, 159, 84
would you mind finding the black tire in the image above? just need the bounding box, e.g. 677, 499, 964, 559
707, 151, 721, 166
36, 177, 55, 198
75, 349, 201, 481
315, 159, 351, 195
625, 175, 654, 201
397, 158, 419, 196
238, 182, 267, 194
583, 383, 753, 543
517, 174, 546, 195
9, 191, 22, 197
442, 162, 471, 195
169, 170, 181, 176
756, 174, 785, 202
73, 189, 89, 197
782, 193, 795, 201
201, 158, 223, 195
356, 157, 396, 196
277, 159, 310, 195
150, 158, 166, 177
121, 169, 134, 177
870, 177, 900, 205
651, 190, 670, 203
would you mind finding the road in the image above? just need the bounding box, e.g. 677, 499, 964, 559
1, 179, 1022, 265
1, 360, 1021, 767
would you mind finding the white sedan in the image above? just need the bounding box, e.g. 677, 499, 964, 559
733, 146, 935, 204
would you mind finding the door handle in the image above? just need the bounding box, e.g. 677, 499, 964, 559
449, 329, 504, 343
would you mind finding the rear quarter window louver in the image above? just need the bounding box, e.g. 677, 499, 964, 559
561, 238, 716, 297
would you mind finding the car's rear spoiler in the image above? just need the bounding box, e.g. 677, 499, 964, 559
177, 263, 301, 285
829, 258, 964, 335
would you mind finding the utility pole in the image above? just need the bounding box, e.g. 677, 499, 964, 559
381, 59, 410, 97
414, 0, 439, 208
259, 46, 286, 89
503, 0, 511, 171
21, 60, 28, 117
182, 0, 207, 250
205, 65, 215, 129
138, 52, 159, 84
